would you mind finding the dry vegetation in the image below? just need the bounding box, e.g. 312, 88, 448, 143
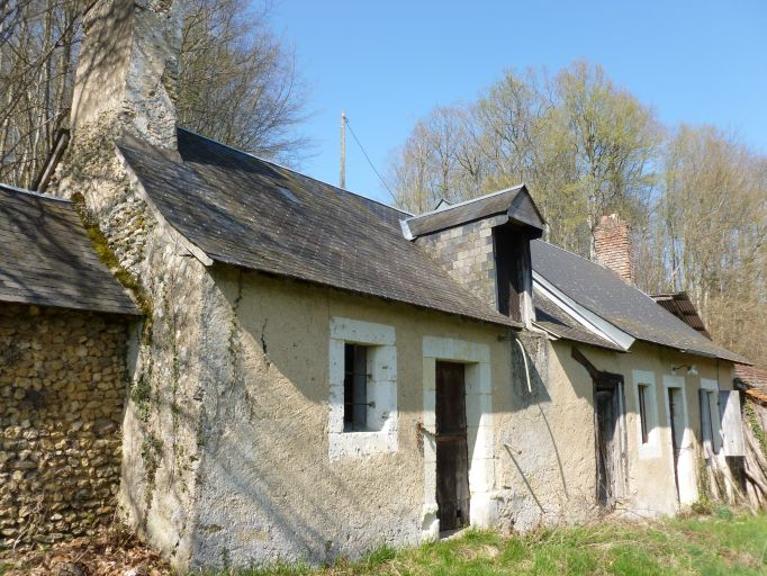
0, 524, 171, 576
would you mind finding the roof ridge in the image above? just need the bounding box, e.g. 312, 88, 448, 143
176, 126, 413, 219
407, 184, 525, 221
0, 183, 70, 203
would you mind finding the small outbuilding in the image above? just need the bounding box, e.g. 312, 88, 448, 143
0, 184, 138, 547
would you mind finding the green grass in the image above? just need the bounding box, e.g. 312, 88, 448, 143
202, 510, 767, 576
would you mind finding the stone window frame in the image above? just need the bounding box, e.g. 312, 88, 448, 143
328, 317, 398, 460
632, 370, 661, 459
420, 336, 494, 541
662, 374, 698, 506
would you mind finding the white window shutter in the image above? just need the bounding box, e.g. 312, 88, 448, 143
699, 389, 713, 458
719, 390, 745, 457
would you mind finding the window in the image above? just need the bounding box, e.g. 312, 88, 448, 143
638, 384, 650, 444
344, 344, 369, 432
329, 318, 398, 459
633, 370, 660, 458
699, 389, 718, 456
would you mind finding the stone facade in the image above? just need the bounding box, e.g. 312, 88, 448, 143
0, 304, 129, 548
47, 0, 228, 568
593, 214, 634, 284
415, 216, 504, 308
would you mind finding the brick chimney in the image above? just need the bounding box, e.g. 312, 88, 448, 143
593, 214, 634, 284
70, 0, 182, 149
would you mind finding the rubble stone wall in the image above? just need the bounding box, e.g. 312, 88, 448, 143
0, 304, 129, 548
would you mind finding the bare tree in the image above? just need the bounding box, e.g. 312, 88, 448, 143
390, 62, 766, 366
553, 61, 660, 255
0, 0, 308, 188
640, 126, 767, 364
389, 106, 481, 214
0, 0, 83, 188
390, 62, 660, 255
177, 0, 308, 162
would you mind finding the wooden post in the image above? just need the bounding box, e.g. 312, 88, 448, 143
339, 111, 346, 189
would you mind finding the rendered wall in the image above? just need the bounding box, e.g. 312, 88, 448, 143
493, 331, 600, 531
186, 270, 614, 569
188, 268, 510, 568
546, 339, 735, 517
48, 0, 213, 568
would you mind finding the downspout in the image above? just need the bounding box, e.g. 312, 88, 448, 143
503, 331, 570, 501
515, 337, 533, 394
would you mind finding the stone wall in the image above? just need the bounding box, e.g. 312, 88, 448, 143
48, 0, 215, 566
415, 216, 504, 307
0, 304, 130, 548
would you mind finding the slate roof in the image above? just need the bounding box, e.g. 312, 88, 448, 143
533, 288, 623, 351
404, 185, 545, 238
531, 239, 747, 363
0, 185, 138, 315
117, 129, 521, 328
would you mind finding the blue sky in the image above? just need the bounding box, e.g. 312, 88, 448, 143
271, 1, 767, 204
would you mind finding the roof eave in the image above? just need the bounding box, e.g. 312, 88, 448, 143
206, 258, 524, 331
0, 294, 140, 317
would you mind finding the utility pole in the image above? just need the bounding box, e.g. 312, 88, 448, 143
339, 111, 346, 189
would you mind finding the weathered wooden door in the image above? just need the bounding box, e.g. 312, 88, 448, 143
668, 387, 684, 500
594, 374, 624, 509
436, 361, 470, 531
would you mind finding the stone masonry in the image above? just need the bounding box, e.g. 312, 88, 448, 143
0, 304, 129, 548
593, 214, 634, 284
415, 216, 505, 308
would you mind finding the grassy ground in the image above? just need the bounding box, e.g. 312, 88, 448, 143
210, 509, 767, 576
2, 509, 766, 575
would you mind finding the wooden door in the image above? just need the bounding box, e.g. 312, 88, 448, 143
435, 361, 470, 531
594, 375, 623, 509
668, 387, 683, 500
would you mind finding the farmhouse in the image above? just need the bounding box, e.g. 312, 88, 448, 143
0, 0, 750, 571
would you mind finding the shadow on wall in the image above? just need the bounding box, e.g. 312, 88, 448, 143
499, 335, 601, 523
181, 270, 429, 568
70, 1, 132, 133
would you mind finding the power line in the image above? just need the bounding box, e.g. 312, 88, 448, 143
343, 115, 396, 202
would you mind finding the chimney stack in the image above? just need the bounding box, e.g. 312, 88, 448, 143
70, 0, 182, 149
594, 214, 634, 284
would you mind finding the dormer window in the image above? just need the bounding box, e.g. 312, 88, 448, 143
405, 185, 545, 320
493, 225, 533, 324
